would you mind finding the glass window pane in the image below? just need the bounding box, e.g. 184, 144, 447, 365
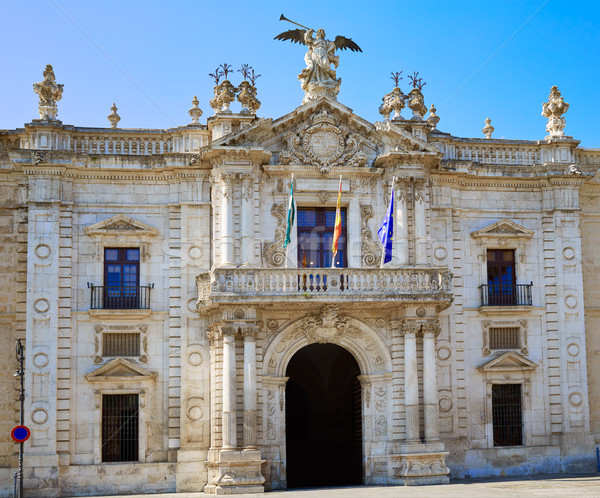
297, 209, 317, 227
105, 249, 119, 261
127, 249, 140, 261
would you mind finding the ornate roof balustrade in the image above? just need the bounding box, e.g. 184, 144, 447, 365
196, 267, 453, 308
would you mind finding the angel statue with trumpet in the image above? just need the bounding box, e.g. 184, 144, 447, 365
275, 14, 362, 102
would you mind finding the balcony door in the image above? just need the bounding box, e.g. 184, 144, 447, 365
297, 207, 347, 268
104, 248, 140, 309
487, 249, 515, 306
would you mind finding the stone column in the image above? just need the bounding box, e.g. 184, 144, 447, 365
221, 326, 237, 449
414, 181, 427, 265
220, 175, 234, 266
242, 327, 257, 448
403, 322, 420, 442
395, 184, 409, 265
240, 175, 254, 265
422, 322, 440, 442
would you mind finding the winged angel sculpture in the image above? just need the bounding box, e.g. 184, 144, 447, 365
275, 15, 362, 102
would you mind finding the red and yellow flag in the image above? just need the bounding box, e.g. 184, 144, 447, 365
331, 175, 342, 267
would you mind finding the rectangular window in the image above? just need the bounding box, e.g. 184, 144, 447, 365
487, 249, 516, 306
489, 327, 520, 350
492, 383, 522, 446
104, 248, 140, 309
297, 207, 347, 268
102, 332, 140, 357
102, 394, 139, 462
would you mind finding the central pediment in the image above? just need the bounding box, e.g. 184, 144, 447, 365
209, 98, 439, 172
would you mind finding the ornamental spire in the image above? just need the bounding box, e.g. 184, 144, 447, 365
33, 64, 64, 121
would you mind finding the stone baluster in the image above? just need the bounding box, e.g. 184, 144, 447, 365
240, 175, 254, 265
395, 183, 409, 265
222, 326, 238, 449
422, 322, 440, 442
220, 175, 234, 266
242, 327, 258, 448
414, 181, 427, 265
403, 322, 420, 442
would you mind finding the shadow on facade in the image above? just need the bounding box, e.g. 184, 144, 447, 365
285, 343, 363, 488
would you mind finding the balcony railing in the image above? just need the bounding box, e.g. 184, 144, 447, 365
89, 284, 154, 310
197, 268, 453, 305
479, 283, 533, 307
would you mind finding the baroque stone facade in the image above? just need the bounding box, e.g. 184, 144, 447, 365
1, 63, 600, 496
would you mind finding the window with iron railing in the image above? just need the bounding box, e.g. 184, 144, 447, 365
88, 247, 153, 309
102, 393, 139, 462
481, 249, 532, 306
489, 327, 520, 350
492, 384, 523, 446
102, 332, 140, 357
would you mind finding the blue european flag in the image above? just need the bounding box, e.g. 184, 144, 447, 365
378, 184, 394, 264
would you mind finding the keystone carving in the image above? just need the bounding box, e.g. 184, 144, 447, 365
301, 305, 351, 343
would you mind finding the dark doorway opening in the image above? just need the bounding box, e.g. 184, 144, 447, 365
285, 343, 362, 488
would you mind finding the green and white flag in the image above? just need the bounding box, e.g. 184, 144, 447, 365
284, 175, 295, 247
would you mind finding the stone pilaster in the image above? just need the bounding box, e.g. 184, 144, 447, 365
402, 322, 420, 442
240, 175, 255, 266
220, 175, 234, 266
395, 183, 409, 265
413, 181, 427, 265
221, 326, 237, 449
422, 322, 441, 442
242, 327, 258, 448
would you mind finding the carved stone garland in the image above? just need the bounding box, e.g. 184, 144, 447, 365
360, 205, 382, 267
280, 110, 367, 174
263, 203, 287, 267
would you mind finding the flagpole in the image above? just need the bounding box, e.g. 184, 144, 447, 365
332, 175, 342, 269
380, 176, 395, 268
285, 174, 294, 269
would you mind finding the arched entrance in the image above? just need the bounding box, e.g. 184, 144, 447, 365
285, 343, 363, 488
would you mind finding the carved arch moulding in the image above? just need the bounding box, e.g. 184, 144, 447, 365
262, 306, 392, 378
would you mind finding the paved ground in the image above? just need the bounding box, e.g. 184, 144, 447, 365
71, 473, 600, 498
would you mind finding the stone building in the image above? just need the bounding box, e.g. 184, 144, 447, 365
1, 54, 600, 496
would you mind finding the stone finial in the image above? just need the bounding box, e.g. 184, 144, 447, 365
188, 96, 203, 124
379, 87, 406, 120
237, 81, 261, 114
542, 85, 569, 138
33, 64, 64, 121
482, 117, 494, 139
107, 103, 121, 128
427, 104, 440, 130
407, 88, 427, 120
209, 80, 236, 114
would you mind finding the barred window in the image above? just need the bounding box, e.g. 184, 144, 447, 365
489, 327, 520, 350
492, 384, 522, 447
102, 394, 139, 462
102, 332, 140, 357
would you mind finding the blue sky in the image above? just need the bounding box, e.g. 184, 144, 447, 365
2, 0, 599, 146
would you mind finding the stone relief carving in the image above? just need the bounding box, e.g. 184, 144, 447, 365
300, 305, 351, 343
360, 205, 382, 267
263, 203, 287, 267
280, 110, 367, 173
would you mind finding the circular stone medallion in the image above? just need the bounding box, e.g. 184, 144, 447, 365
306, 130, 340, 162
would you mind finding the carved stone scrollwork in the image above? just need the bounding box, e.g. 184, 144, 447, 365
413, 181, 426, 204
301, 305, 351, 343
401, 323, 421, 336
280, 110, 367, 174
360, 205, 382, 267
421, 322, 441, 337
263, 203, 287, 267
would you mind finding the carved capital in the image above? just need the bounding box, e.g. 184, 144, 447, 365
422, 322, 441, 337
401, 322, 421, 336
